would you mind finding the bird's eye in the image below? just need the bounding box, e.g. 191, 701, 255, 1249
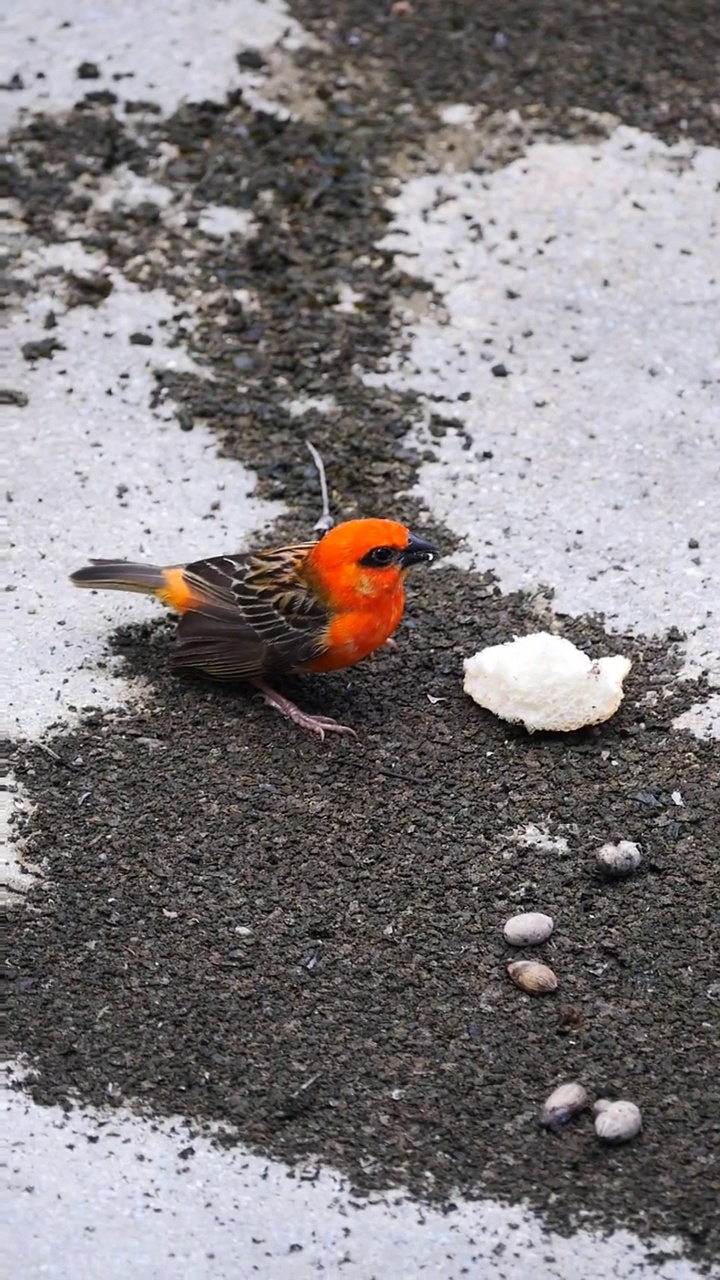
361, 546, 397, 568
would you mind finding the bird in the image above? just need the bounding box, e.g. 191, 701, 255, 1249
71, 518, 437, 738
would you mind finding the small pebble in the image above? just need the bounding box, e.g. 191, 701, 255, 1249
596, 840, 642, 878
503, 911, 554, 946
593, 1099, 643, 1144
236, 49, 267, 70
541, 1081, 589, 1129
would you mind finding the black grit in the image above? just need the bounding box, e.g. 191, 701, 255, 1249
289, 0, 720, 147
8, 580, 720, 1265
7, 0, 720, 1270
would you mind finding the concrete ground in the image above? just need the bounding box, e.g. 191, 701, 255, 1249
5, 2, 718, 1277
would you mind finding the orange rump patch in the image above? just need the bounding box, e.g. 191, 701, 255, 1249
156, 567, 202, 613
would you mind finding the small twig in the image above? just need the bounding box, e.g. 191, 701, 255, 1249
293, 1071, 322, 1097
306, 441, 334, 534
276, 1071, 323, 1121
37, 743, 84, 772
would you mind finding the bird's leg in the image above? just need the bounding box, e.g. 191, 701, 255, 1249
251, 680, 357, 741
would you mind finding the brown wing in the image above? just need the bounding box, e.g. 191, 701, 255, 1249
172, 543, 331, 680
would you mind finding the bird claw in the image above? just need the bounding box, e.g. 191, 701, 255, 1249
251, 679, 357, 740
285, 707, 357, 741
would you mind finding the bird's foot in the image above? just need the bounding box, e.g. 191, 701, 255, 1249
251, 680, 357, 741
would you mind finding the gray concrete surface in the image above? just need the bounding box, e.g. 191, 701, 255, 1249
5, 2, 718, 1277
5, 238, 283, 740
366, 125, 719, 734
6, 1088, 697, 1280
2, 0, 308, 118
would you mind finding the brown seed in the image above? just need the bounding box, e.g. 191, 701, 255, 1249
507, 959, 558, 994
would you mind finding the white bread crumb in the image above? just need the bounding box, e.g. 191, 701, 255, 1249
463, 632, 631, 732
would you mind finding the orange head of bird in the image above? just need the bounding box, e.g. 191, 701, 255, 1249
304, 518, 436, 612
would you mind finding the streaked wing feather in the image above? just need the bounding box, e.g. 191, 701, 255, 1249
181, 554, 251, 609
182, 543, 317, 608
173, 543, 330, 679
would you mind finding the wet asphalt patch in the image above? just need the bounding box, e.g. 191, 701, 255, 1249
9, 568, 720, 1266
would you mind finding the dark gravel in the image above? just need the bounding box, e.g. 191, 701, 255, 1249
9, 574, 720, 1264
289, 0, 720, 147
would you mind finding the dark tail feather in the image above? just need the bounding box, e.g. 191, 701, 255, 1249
70, 560, 166, 596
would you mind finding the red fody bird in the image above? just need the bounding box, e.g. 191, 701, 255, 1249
71, 518, 436, 738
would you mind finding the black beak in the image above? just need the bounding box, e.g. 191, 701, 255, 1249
400, 531, 437, 568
